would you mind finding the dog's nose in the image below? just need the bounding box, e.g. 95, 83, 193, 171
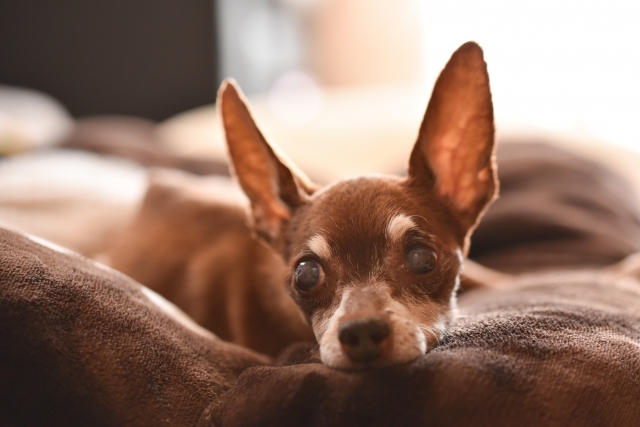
338, 318, 391, 363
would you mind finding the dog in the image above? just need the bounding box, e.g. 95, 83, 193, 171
219, 41, 497, 369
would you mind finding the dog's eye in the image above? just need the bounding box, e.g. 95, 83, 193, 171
294, 260, 322, 291
405, 247, 436, 274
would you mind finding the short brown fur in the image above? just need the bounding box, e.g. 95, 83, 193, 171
220, 42, 497, 368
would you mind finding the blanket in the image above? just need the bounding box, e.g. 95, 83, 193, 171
3, 225, 640, 426
0, 228, 268, 427
61, 116, 230, 176
203, 269, 640, 427
3, 141, 640, 426
470, 142, 640, 272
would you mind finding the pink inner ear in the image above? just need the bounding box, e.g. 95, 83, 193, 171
252, 199, 291, 242
429, 113, 493, 216
408, 43, 495, 236
220, 79, 309, 252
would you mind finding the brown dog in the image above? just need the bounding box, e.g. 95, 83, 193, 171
219, 41, 497, 369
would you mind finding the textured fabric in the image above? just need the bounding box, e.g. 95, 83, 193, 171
470, 142, 640, 272
0, 227, 268, 427
3, 142, 640, 426
195, 143, 640, 426
202, 270, 640, 427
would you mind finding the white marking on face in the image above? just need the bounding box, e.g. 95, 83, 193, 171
383, 296, 429, 358
310, 288, 344, 342
386, 214, 417, 244
318, 288, 352, 367
447, 249, 464, 322
307, 233, 332, 259
418, 314, 448, 351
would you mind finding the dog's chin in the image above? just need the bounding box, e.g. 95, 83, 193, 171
320, 348, 425, 371
326, 354, 424, 371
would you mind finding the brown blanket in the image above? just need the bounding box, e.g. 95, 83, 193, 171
3, 230, 640, 426
4, 141, 640, 426
470, 142, 640, 272
0, 228, 268, 427
203, 270, 640, 427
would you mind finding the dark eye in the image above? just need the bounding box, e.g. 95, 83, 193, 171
405, 246, 436, 274
294, 260, 322, 291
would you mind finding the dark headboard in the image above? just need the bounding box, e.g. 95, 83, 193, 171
0, 0, 217, 120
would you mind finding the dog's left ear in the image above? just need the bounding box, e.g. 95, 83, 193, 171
219, 79, 316, 253
408, 42, 497, 252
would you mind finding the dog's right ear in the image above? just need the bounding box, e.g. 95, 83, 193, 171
219, 80, 316, 252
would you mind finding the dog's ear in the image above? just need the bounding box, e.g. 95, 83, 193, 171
408, 42, 497, 252
219, 79, 316, 252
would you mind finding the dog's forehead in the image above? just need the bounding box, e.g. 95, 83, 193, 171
309, 175, 413, 231
293, 175, 451, 259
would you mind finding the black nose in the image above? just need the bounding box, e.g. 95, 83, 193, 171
338, 318, 391, 363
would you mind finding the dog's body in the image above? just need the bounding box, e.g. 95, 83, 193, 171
109, 170, 315, 357
220, 42, 497, 369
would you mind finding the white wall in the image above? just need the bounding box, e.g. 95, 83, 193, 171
422, 0, 640, 152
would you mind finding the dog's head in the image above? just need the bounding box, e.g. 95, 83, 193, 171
219, 42, 496, 369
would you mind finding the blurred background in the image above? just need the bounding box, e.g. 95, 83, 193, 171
1, 0, 640, 257
2, 1, 639, 159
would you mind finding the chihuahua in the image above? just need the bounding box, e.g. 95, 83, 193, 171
219, 42, 497, 369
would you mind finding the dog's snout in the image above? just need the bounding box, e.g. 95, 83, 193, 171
338, 318, 390, 363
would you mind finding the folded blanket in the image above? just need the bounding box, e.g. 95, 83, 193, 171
470, 142, 640, 272
202, 269, 640, 427
0, 227, 268, 427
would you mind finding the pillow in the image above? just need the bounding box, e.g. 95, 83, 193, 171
0, 227, 268, 427
0, 150, 146, 257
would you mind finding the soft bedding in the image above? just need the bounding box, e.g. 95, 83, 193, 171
202, 269, 640, 427
2, 142, 640, 426
2, 226, 640, 426
0, 228, 267, 427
